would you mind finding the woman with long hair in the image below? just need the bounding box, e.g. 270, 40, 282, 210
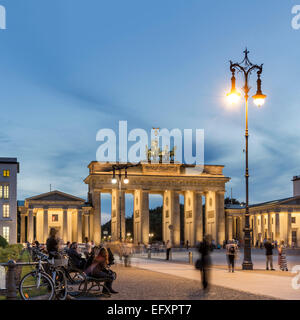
278, 240, 288, 271
85, 247, 118, 294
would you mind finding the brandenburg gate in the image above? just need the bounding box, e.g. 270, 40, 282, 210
84, 162, 230, 246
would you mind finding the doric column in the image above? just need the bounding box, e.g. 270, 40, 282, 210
92, 191, 101, 244
28, 209, 34, 243
184, 191, 203, 246
141, 191, 149, 245
227, 214, 233, 240
267, 212, 272, 239
43, 208, 48, 244
133, 190, 142, 244
77, 209, 83, 243
20, 214, 26, 243
252, 215, 257, 245
275, 211, 280, 240
287, 211, 292, 247
279, 212, 285, 243
217, 191, 225, 245
205, 191, 217, 243
163, 190, 180, 246
84, 214, 89, 240
111, 189, 125, 241
63, 208, 68, 243
261, 213, 265, 240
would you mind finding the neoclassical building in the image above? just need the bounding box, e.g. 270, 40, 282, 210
18, 162, 300, 248
19, 191, 92, 244
225, 177, 300, 247
84, 162, 230, 246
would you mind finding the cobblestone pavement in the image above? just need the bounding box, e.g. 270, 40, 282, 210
80, 264, 275, 300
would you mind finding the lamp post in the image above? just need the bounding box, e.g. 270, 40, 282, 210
227, 49, 267, 270
112, 166, 129, 242
111, 163, 140, 242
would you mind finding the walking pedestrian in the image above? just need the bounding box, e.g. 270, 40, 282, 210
264, 239, 275, 270
226, 240, 237, 272
196, 235, 212, 290
186, 240, 189, 251
278, 240, 288, 271
166, 240, 172, 260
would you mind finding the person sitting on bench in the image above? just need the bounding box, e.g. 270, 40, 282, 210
85, 247, 118, 294
68, 242, 86, 270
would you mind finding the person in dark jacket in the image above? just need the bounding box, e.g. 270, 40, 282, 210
196, 234, 213, 290
46, 228, 60, 259
68, 242, 86, 270
85, 247, 118, 294
264, 239, 275, 270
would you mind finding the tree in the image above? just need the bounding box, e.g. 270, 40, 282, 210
0, 235, 8, 248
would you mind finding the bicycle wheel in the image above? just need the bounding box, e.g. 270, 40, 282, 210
19, 271, 55, 300
53, 268, 68, 300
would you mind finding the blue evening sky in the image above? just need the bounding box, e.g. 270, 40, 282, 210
1, 0, 300, 224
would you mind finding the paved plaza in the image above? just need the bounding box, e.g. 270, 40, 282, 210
82, 264, 274, 300
127, 249, 300, 300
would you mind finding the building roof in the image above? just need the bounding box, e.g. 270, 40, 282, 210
0, 157, 20, 173
225, 196, 300, 211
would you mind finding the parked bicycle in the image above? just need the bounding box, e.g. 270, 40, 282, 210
19, 248, 67, 300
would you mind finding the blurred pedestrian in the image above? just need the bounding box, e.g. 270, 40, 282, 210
186, 240, 189, 251
196, 234, 212, 290
166, 240, 172, 260
226, 240, 237, 272
264, 239, 275, 270
278, 240, 288, 271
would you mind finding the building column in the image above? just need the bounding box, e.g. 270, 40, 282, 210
163, 190, 180, 246
43, 208, 48, 244
133, 190, 142, 244
77, 209, 83, 243
287, 211, 292, 247
227, 215, 233, 240
279, 211, 287, 245
141, 191, 149, 245
261, 214, 265, 241
184, 191, 203, 246
252, 215, 257, 245
92, 191, 101, 244
27, 209, 34, 243
111, 189, 125, 241
84, 214, 89, 240
20, 214, 26, 243
205, 191, 217, 244
217, 191, 225, 245
275, 212, 280, 241
63, 208, 68, 243
267, 212, 272, 239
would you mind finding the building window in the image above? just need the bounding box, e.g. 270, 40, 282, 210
258, 219, 260, 225
3, 204, 9, 218
292, 217, 296, 224
3, 170, 10, 177
3, 227, 9, 242
3, 185, 9, 199
272, 218, 274, 224
0, 185, 2, 199
52, 214, 58, 222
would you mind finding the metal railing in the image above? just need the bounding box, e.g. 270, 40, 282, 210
0, 260, 40, 300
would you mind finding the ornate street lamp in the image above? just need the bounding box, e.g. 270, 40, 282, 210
227, 49, 267, 270
111, 163, 141, 242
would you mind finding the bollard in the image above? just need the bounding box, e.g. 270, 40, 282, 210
189, 251, 193, 264
147, 249, 151, 259
6, 260, 17, 300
